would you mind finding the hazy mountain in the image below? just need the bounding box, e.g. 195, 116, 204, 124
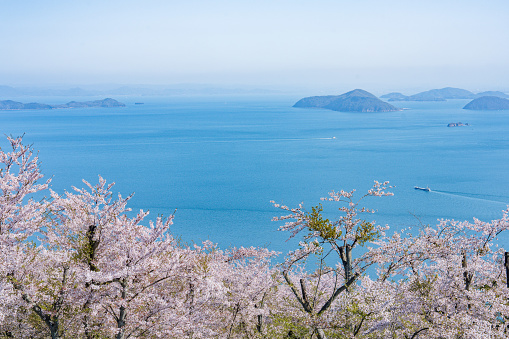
0, 100, 25, 109
0, 84, 280, 97
474, 91, 509, 99
379, 92, 408, 100
294, 89, 401, 112
0, 86, 22, 97
0, 100, 53, 109
0, 98, 125, 110
385, 87, 475, 101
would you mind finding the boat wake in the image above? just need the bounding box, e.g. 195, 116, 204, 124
431, 189, 508, 204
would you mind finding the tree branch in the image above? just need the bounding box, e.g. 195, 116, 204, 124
283, 271, 313, 313
317, 273, 359, 316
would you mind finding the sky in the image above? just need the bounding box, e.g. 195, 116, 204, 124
1, 0, 508, 93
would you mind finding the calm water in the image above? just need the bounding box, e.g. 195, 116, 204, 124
2, 95, 509, 253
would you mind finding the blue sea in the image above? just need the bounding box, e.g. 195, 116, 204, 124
2, 95, 509, 254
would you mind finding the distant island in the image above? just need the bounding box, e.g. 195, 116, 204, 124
0, 98, 125, 110
463, 96, 509, 110
447, 122, 469, 127
381, 87, 509, 102
379, 92, 408, 101
473, 91, 509, 99
294, 89, 401, 112
381, 87, 475, 102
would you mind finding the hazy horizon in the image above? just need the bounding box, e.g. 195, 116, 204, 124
1, 0, 508, 93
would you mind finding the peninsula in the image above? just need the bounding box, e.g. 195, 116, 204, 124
294, 89, 401, 112
0, 98, 125, 110
463, 96, 509, 110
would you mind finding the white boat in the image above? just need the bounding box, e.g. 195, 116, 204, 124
414, 186, 431, 192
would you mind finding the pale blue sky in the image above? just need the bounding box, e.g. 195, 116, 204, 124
1, 0, 508, 92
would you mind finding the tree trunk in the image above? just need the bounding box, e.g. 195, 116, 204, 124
115, 279, 127, 339
505, 252, 509, 289
316, 328, 327, 339
462, 252, 472, 291
255, 298, 265, 334
49, 320, 60, 339
32, 305, 60, 339
339, 244, 353, 282
115, 306, 126, 339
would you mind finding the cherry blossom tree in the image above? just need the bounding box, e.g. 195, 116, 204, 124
44, 177, 194, 338
0, 136, 58, 338
204, 245, 279, 338
365, 210, 509, 338
271, 181, 393, 338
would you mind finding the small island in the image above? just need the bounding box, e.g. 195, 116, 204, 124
0, 98, 125, 110
294, 89, 401, 112
447, 122, 469, 127
463, 96, 509, 110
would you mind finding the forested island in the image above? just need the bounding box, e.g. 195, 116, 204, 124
463, 96, 509, 110
0, 98, 125, 110
294, 89, 401, 112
